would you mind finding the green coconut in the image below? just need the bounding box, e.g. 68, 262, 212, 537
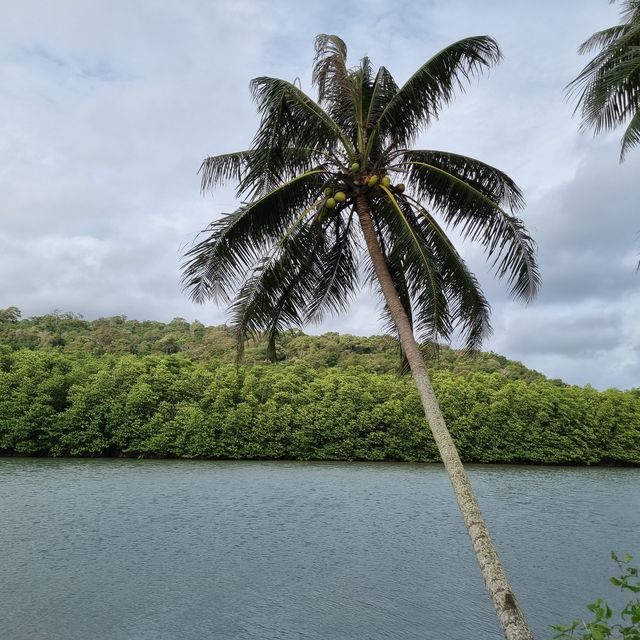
323, 187, 333, 197
351, 162, 361, 173
381, 176, 391, 187
325, 197, 337, 209
334, 191, 346, 202
396, 183, 406, 192
367, 175, 379, 187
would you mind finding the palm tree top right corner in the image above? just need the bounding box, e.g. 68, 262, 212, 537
567, 0, 640, 160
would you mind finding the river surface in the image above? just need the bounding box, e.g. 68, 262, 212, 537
1, 459, 638, 640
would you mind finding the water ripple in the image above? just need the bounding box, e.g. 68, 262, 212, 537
0, 459, 638, 640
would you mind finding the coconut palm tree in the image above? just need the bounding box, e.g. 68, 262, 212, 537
567, 0, 640, 160
183, 35, 539, 640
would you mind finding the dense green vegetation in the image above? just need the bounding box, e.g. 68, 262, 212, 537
0, 309, 639, 464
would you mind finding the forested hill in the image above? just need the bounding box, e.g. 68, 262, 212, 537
1, 307, 639, 465
0, 307, 550, 383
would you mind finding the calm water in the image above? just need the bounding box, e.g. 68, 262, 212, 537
1, 459, 638, 640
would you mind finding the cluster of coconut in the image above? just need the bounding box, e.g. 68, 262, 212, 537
352, 162, 405, 192
363, 175, 405, 191
320, 163, 406, 211
322, 186, 348, 210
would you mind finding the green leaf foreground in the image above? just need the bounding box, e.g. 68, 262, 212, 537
553, 554, 640, 639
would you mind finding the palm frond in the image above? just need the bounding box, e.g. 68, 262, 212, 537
366, 36, 501, 153
578, 24, 630, 54
232, 210, 360, 361
569, 45, 640, 135
313, 35, 351, 105
182, 170, 326, 303
313, 35, 349, 100
250, 76, 355, 168
365, 66, 399, 134
231, 224, 322, 361
237, 146, 330, 199
567, 3, 640, 156
621, 0, 640, 20
375, 187, 452, 343
408, 197, 492, 350
305, 211, 360, 322
399, 150, 525, 210
313, 35, 376, 152
349, 59, 373, 151
199, 151, 253, 193
621, 104, 640, 157
401, 157, 539, 301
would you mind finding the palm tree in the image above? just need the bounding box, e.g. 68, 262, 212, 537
183, 35, 539, 640
567, 0, 640, 160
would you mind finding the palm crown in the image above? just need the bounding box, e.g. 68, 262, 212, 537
183, 34, 539, 359
567, 0, 640, 159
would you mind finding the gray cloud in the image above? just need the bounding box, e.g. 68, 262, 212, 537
496, 305, 624, 358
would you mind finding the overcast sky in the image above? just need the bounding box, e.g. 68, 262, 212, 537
2, 0, 638, 390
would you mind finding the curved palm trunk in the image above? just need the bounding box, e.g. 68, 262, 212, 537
356, 195, 534, 640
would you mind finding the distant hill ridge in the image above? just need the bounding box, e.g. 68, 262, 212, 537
0, 307, 552, 384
